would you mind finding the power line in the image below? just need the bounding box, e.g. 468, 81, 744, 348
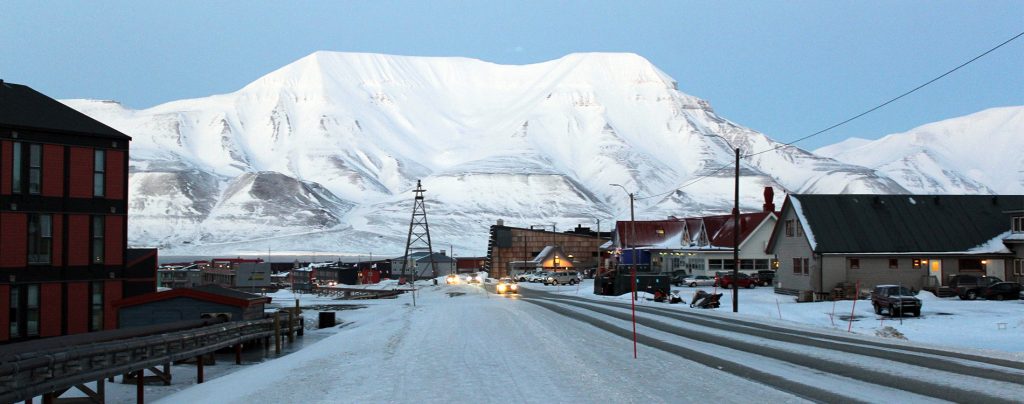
638, 30, 1024, 201
745, 30, 1024, 158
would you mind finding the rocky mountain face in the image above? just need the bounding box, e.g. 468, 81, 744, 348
64, 52, 919, 256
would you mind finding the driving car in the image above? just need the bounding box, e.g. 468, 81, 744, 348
445, 274, 460, 284
495, 277, 519, 294
678, 275, 715, 287
544, 271, 580, 286
871, 284, 921, 317
466, 273, 483, 284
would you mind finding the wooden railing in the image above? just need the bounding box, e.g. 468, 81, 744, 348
0, 312, 302, 403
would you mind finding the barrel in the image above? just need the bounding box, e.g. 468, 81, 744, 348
318, 312, 336, 328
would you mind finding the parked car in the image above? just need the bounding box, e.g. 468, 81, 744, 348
544, 271, 580, 286
752, 270, 776, 286
974, 282, 1022, 301
495, 277, 519, 294
677, 275, 715, 287
871, 285, 921, 317
716, 273, 756, 289
949, 274, 1003, 300
515, 271, 537, 282
527, 272, 550, 283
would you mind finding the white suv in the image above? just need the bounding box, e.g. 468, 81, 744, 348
544, 271, 580, 286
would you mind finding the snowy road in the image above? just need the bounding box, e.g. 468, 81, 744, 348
154, 281, 1024, 403
516, 286, 1024, 403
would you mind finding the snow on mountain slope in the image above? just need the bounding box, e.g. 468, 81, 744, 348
63, 52, 907, 255
815, 106, 1024, 194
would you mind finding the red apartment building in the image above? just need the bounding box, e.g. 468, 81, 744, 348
0, 80, 153, 343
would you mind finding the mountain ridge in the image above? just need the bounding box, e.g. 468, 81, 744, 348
62, 51, 998, 256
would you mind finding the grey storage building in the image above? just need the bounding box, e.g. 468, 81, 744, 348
113, 285, 271, 328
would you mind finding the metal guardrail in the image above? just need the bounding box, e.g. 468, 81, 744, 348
0, 313, 302, 403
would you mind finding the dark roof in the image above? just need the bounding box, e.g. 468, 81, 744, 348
0, 81, 130, 139
707, 212, 775, 248
126, 248, 158, 267
789, 194, 1024, 253
113, 284, 271, 309
191, 284, 269, 301
615, 219, 687, 247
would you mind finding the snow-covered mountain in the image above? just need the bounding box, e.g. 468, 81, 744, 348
815, 106, 1024, 195
64, 52, 908, 256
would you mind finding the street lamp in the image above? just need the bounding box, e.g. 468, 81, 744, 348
610, 183, 638, 359
704, 134, 741, 313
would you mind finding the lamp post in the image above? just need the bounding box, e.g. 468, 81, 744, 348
610, 183, 638, 359
705, 134, 741, 313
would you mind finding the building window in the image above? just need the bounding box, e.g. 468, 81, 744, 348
90, 281, 104, 331
12, 142, 22, 193
1013, 216, 1023, 233
792, 258, 803, 274
802, 258, 809, 275
26, 285, 39, 336
785, 220, 794, 237
1014, 259, 1023, 276
28, 144, 41, 194
92, 216, 105, 264
9, 285, 40, 338
889, 259, 899, 270
8, 288, 18, 338
849, 258, 860, 269
94, 149, 105, 197
27, 214, 52, 264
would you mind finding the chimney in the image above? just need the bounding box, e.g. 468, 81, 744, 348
763, 187, 776, 212
496, 219, 504, 226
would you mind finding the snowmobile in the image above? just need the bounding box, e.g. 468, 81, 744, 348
689, 290, 722, 309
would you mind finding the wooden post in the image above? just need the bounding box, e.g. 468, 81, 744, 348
235, 343, 242, 365
41, 393, 53, 404
196, 356, 204, 384
98, 378, 105, 401
136, 369, 144, 403
163, 363, 171, 385
274, 311, 282, 354
287, 310, 294, 343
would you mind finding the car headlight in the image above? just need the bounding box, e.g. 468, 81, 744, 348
497, 284, 506, 292
510, 284, 518, 290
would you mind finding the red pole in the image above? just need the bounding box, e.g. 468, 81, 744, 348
848, 280, 860, 332
631, 266, 637, 359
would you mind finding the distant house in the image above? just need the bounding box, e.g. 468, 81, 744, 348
508, 246, 574, 276
391, 251, 455, 279
484, 220, 607, 279
614, 187, 779, 278
766, 194, 1024, 295
1007, 209, 1024, 284
158, 264, 202, 289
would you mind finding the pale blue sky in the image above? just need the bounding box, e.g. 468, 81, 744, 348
2, 1, 1021, 150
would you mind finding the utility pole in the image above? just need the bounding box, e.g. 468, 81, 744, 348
610, 183, 638, 359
